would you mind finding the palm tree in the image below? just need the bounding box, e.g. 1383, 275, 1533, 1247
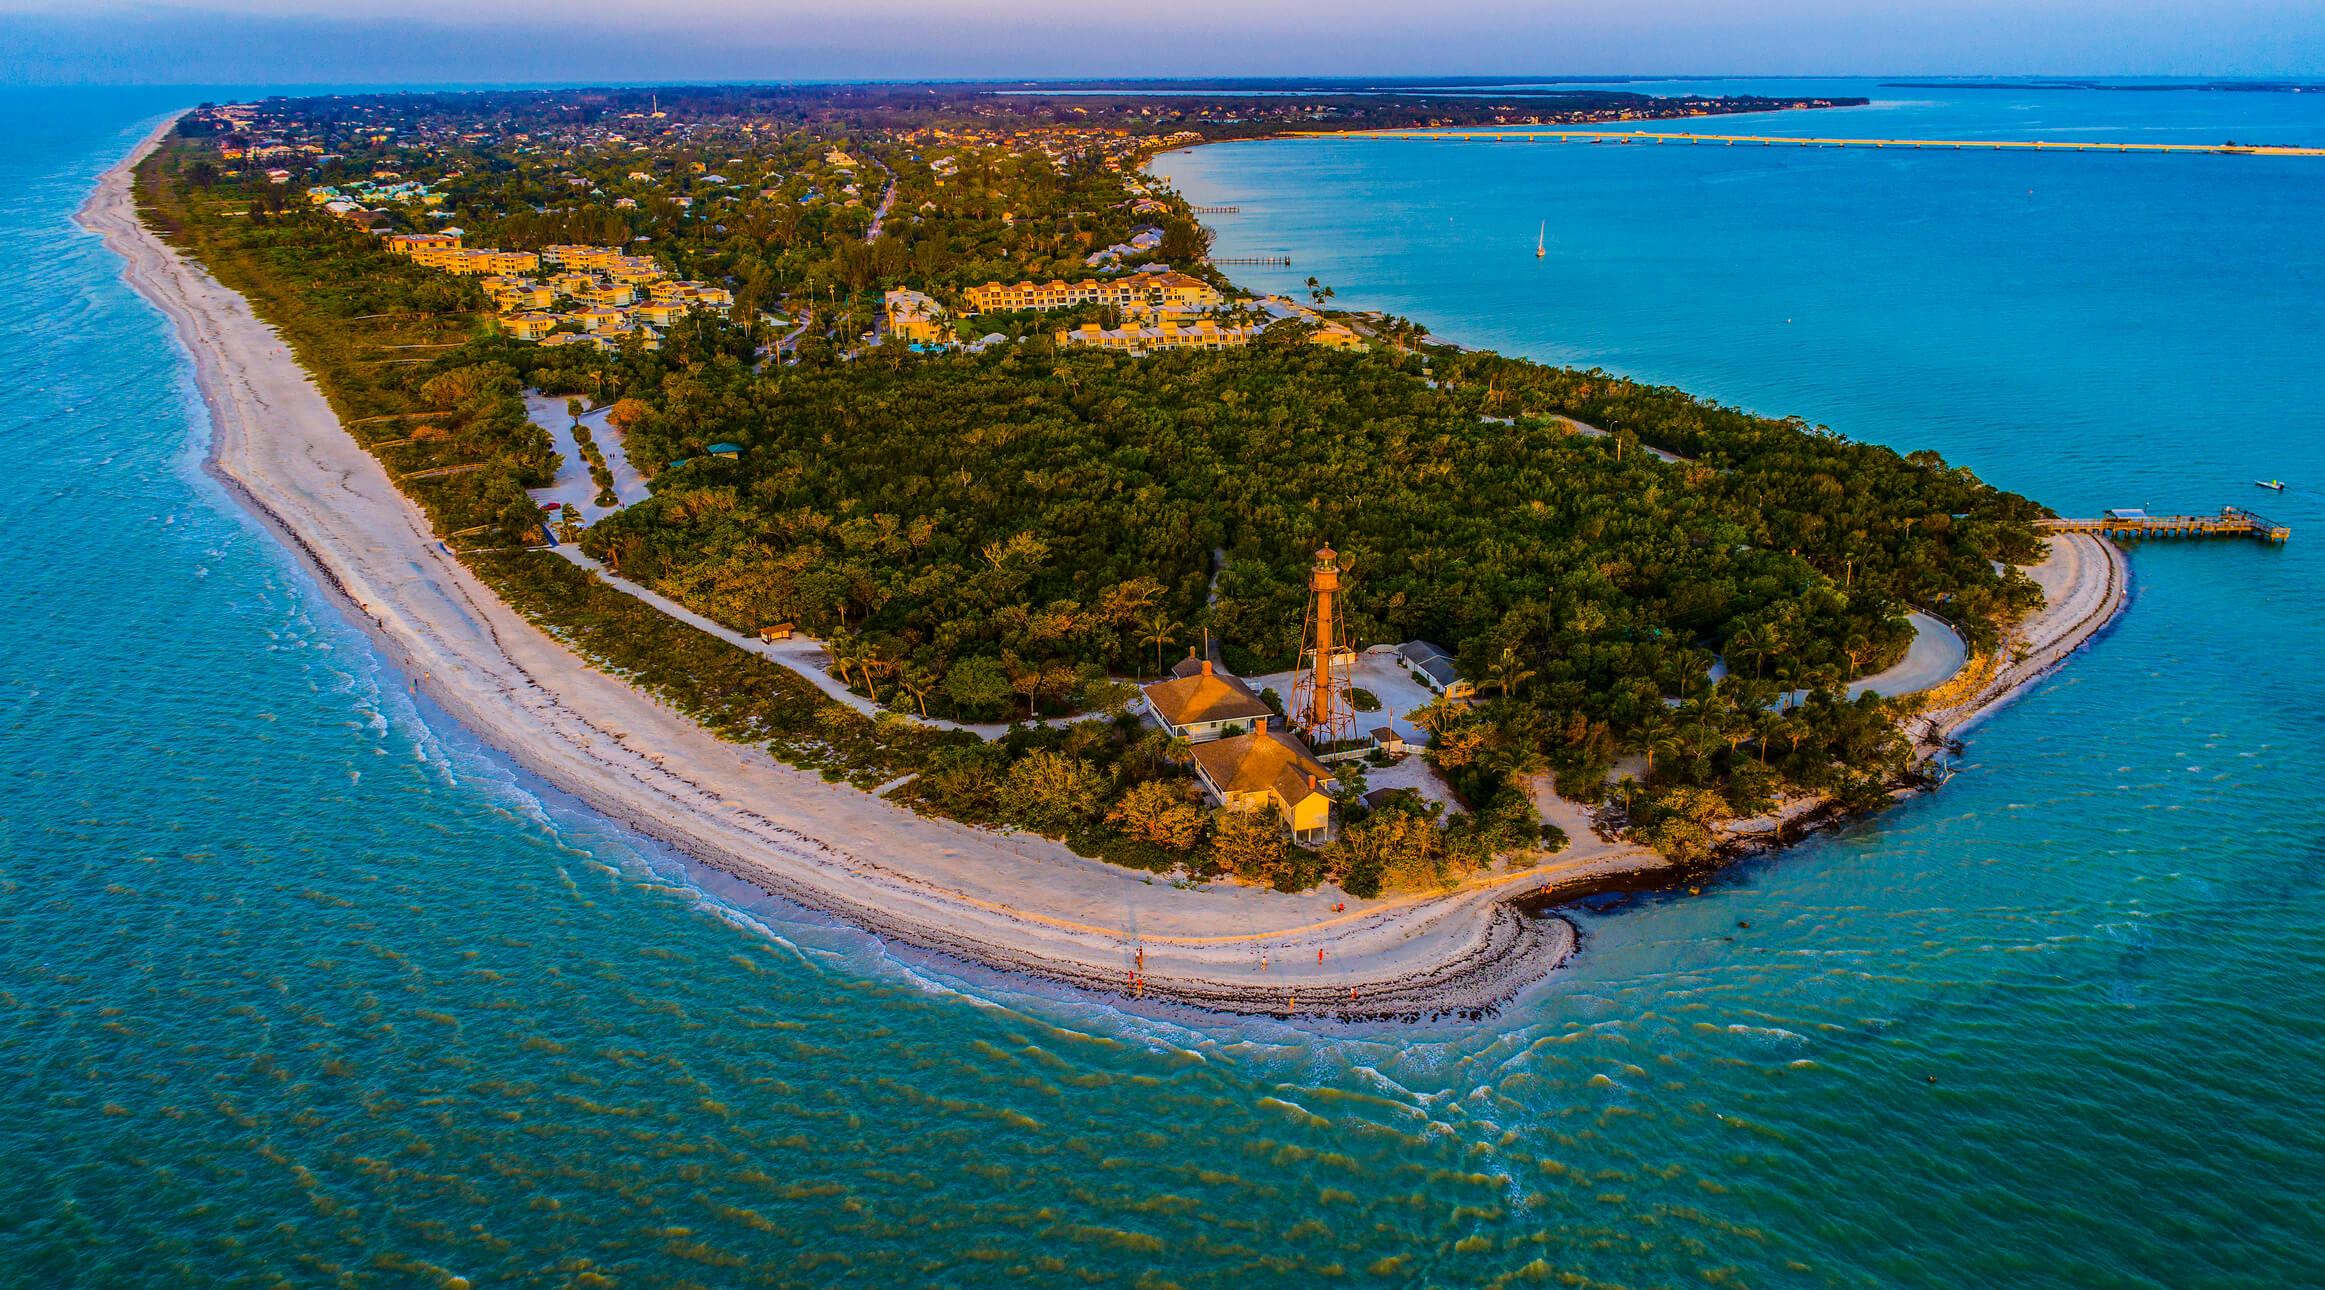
897, 664, 937, 718
1754, 712, 1787, 763
1631, 711, 1681, 776
1138, 608, 1182, 679
861, 646, 904, 704
1486, 647, 1535, 700
825, 627, 866, 693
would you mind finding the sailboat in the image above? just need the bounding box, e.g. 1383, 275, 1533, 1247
1535, 221, 1546, 258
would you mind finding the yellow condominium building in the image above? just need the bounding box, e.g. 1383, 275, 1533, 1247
485, 280, 556, 312
1056, 319, 1255, 353
604, 255, 666, 284
568, 306, 627, 333
540, 244, 620, 270
645, 280, 733, 308
664, 284, 733, 310
417, 248, 541, 275
632, 300, 687, 328
501, 313, 559, 341
883, 288, 945, 342
385, 232, 461, 255
579, 282, 637, 308
967, 269, 1224, 314
540, 332, 610, 354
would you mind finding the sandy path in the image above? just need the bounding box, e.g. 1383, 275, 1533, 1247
78, 124, 1578, 1019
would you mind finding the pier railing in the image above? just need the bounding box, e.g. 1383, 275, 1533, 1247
2041, 507, 2290, 542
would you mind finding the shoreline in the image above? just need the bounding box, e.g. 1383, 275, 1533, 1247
82, 121, 2128, 1022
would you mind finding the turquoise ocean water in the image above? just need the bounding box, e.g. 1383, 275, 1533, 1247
5, 82, 2324, 1285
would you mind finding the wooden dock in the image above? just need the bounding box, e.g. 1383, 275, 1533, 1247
1293, 129, 2325, 158
2041, 507, 2290, 542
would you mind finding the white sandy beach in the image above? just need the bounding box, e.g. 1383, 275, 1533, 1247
79, 123, 2128, 1018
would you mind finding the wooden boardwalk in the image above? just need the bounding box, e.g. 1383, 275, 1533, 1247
2041, 507, 2290, 542
1294, 129, 2325, 158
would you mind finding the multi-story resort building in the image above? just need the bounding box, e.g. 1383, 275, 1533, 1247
384, 235, 730, 352
883, 288, 946, 342
1055, 319, 1259, 353
964, 269, 1223, 315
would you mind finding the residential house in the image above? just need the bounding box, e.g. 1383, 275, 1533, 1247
1141, 659, 1274, 743
1191, 728, 1336, 845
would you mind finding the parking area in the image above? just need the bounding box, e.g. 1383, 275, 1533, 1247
1244, 647, 1445, 748
523, 391, 650, 526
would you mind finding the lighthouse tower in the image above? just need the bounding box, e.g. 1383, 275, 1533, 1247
1292, 545, 1355, 751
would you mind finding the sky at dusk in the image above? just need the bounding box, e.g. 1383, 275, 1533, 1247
1, 0, 2318, 84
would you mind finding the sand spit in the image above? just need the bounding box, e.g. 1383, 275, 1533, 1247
81, 122, 2127, 1022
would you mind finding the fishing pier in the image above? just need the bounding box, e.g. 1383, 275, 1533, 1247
2041, 507, 2290, 543
1295, 129, 2325, 158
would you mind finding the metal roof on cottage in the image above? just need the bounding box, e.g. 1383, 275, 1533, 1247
1192, 729, 1332, 808
1141, 662, 1271, 728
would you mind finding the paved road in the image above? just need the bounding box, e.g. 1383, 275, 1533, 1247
1847, 610, 1969, 699
863, 157, 899, 242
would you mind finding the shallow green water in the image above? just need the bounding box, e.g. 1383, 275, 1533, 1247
5, 83, 2324, 1286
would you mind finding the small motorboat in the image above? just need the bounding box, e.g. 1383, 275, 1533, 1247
2256, 479, 2287, 491
1536, 221, 1546, 259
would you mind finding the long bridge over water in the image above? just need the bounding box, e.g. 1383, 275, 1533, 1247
1292, 129, 2325, 158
